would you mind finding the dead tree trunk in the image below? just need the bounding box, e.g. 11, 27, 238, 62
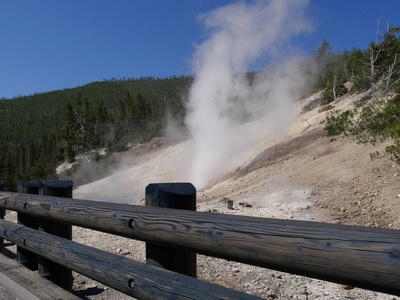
370, 48, 381, 91
376, 19, 380, 45
333, 67, 337, 101
386, 53, 399, 92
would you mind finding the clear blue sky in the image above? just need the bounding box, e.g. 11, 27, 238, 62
0, 0, 398, 99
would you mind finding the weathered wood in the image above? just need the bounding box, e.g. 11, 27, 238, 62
17, 181, 39, 270
0, 181, 4, 254
0, 283, 14, 300
38, 180, 73, 291
0, 192, 399, 295
0, 272, 41, 300
0, 254, 79, 300
0, 219, 260, 300
146, 183, 197, 277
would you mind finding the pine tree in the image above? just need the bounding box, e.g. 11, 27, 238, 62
60, 101, 77, 162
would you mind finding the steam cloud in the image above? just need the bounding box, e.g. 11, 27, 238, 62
185, 0, 312, 189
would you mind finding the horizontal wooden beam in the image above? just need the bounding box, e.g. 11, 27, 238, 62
0, 192, 400, 295
0, 254, 79, 300
0, 219, 259, 300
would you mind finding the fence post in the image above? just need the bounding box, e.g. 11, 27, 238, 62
38, 180, 73, 291
17, 180, 40, 270
0, 181, 4, 253
145, 183, 197, 278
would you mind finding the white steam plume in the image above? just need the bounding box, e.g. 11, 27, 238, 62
185, 0, 312, 189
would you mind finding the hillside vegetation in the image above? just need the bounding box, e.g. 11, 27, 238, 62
0, 76, 192, 189
0, 24, 399, 191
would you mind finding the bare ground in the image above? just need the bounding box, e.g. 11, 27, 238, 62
3, 89, 400, 299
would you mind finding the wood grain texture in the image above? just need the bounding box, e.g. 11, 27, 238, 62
38, 180, 73, 291
145, 183, 197, 277
0, 192, 399, 295
17, 181, 39, 271
0, 254, 79, 300
0, 219, 260, 300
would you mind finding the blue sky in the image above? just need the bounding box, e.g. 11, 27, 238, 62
0, 0, 398, 99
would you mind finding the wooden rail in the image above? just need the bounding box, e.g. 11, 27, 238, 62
0, 182, 400, 298
0, 254, 79, 300
0, 219, 258, 299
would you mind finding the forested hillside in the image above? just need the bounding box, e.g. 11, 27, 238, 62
305, 24, 400, 106
0, 76, 192, 190
0, 24, 398, 191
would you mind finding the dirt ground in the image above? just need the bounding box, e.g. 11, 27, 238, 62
3, 88, 400, 299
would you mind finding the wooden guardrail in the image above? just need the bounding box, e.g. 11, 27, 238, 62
0, 181, 399, 298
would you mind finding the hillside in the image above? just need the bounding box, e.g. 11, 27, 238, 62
67, 87, 400, 299
0, 76, 192, 190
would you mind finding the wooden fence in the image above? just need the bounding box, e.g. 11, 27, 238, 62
0, 180, 399, 299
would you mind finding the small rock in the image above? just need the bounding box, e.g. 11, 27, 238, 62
341, 285, 354, 290
116, 248, 130, 255
318, 104, 334, 113
227, 200, 234, 210
85, 283, 97, 289
301, 286, 309, 295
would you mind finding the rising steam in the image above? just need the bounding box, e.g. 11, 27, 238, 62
185, 0, 312, 189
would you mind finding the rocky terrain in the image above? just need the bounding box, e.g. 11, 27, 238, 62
4, 88, 400, 300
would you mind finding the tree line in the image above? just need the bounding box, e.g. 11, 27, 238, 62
310, 23, 400, 104
0, 76, 192, 190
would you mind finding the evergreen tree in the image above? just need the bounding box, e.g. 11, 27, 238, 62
60, 101, 77, 162
313, 40, 335, 90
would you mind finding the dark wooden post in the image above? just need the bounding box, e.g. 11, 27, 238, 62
145, 183, 197, 277
38, 180, 73, 291
17, 180, 40, 270
0, 181, 4, 253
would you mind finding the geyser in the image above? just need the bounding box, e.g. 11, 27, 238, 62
184, 0, 312, 189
